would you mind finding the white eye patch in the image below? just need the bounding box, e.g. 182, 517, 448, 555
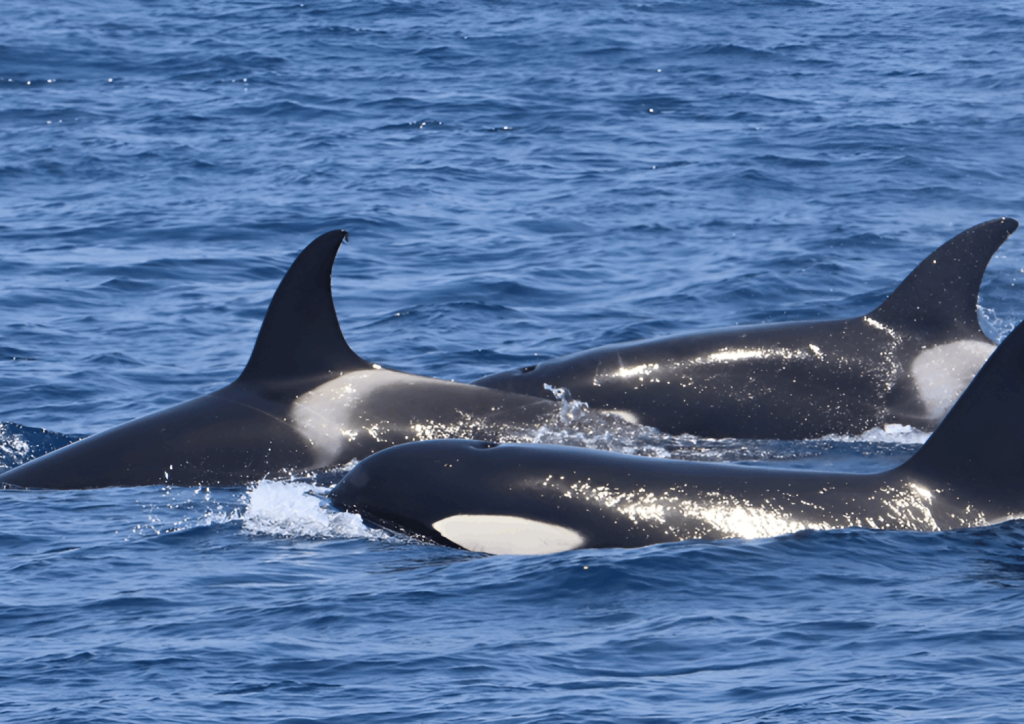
433, 514, 584, 555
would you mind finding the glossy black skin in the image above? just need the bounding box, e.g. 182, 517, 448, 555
0, 386, 312, 489
332, 315, 1024, 549
475, 219, 1019, 439
481, 318, 911, 439
0, 376, 559, 490
333, 440, 954, 548
0, 231, 561, 490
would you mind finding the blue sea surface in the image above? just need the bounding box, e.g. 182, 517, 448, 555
3, 1, 1024, 721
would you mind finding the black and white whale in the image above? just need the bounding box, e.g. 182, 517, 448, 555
0, 231, 583, 490
475, 218, 1019, 439
330, 314, 1024, 554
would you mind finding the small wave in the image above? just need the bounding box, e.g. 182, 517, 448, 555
979, 304, 1017, 343
529, 383, 684, 456
129, 485, 244, 537
821, 423, 930, 445
127, 477, 387, 541
542, 383, 589, 423
531, 386, 832, 462
0, 421, 81, 470
240, 479, 386, 541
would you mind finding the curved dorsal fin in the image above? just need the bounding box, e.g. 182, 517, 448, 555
868, 217, 1017, 339
236, 230, 371, 386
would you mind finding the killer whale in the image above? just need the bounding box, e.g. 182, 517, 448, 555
474, 218, 1019, 439
330, 314, 1024, 554
0, 231, 575, 490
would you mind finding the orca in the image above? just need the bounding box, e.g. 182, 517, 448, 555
329, 314, 1024, 554
0, 231, 575, 490
474, 218, 1019, 439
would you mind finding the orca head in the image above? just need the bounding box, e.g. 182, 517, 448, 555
330, 439, 589, 555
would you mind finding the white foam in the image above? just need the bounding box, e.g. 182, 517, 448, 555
822, 423, 930, 445
978, 305, 1016, 343
543, 383, 590, 423
603, 409, 641, 425
531, 384, 680, 457
530, 424, 676, 458
241, 479, 383, 540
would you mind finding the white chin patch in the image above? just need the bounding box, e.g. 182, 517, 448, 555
911, 340, 995, 421
432, 515, 585, 555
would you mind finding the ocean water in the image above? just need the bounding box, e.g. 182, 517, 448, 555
3, 1, 1024, 721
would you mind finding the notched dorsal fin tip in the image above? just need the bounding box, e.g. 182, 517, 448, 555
237, 229, 370, 385
868, 217, 1018, 338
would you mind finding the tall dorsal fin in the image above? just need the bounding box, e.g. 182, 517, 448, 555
236, 230, 371, 386
868, 217, 1017, 339
902, 316, 1024, 505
